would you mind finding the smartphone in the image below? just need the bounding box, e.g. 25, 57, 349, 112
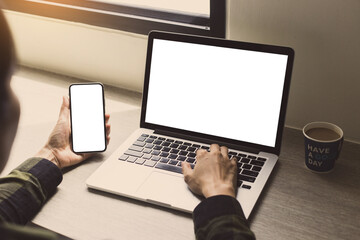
69, 83, 106, 153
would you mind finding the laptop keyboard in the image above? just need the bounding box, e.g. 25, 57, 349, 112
118, 134, 267, 190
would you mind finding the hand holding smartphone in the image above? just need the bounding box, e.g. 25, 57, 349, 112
69, 83, 107, 153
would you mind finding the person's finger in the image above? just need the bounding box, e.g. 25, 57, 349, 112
181, 161, 193, 183
65, 95, 70, 107
230, 155, 238, 163
229, 156, 238, 176
229, 156, 238, 187
106, 124, 111, 136
220, 145, 229, 159
230, 156, 237, 166
58, 96, 70, 120
210, 144, 220, 152
106, 127, 111, 144
196, 148, 207, 157
81, 153, 94, 162
105, 114, 110, 123
62, 95, 70, 111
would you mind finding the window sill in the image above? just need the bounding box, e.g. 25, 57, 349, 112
2, 0, 225, 37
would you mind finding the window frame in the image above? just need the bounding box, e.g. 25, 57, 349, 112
2, 0, 226, 37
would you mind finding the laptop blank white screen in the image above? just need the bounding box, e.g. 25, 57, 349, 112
145, 39, 288, 147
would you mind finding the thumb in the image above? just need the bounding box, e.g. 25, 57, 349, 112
181, 161, 193, 184
58, 96, 70, 120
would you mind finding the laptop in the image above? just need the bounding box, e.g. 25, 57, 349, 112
86, 31, 294, 219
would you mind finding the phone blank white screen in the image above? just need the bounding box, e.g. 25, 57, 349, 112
70, 84, 106, 152
145, 39, 288, 147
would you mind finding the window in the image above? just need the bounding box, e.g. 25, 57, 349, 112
2, 0, 226, 37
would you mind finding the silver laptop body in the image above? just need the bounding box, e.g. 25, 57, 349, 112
87, 31, 294, 219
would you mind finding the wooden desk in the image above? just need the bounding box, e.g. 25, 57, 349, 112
250, 128, 360, 240
5, 69, 360, 240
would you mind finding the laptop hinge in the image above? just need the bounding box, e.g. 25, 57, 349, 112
154, 129, 260, 154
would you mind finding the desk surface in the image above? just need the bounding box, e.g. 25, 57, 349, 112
5, 68, 360, 240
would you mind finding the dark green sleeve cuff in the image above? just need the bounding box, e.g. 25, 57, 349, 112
14, 158, 63, 197
0, 158, 62, 224
193, 195, 247, 230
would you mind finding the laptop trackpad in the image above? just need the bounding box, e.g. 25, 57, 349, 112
136, 171, 199, 210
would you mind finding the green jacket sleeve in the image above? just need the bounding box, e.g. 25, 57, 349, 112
0, 157, 62, 224
193, 195, 256, 240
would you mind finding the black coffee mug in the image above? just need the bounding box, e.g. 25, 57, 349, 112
303, 122, 343, 172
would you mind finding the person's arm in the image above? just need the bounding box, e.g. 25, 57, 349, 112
193, 195, 255, 240
0, 158, 62, 224
182, 144, 256, 240
0, 96, 110, 224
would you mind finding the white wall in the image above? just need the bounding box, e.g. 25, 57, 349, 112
4, 10, 148, 91
4, 0, 360, 143
227, 0, 360, 143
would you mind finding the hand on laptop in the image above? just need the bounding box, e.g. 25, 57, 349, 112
35, 96, 111, 169
182, 144, 237, 198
